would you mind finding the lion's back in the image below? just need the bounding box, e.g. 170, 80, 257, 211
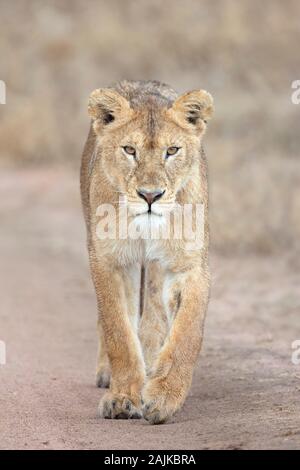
112, 80, 178, 107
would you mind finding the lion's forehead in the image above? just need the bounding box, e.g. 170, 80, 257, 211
119, 119, 187, 150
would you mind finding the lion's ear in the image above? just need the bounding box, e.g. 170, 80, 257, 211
168, 90, 214, 132
88, 88, 133, 132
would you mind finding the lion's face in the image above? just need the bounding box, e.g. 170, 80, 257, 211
88, 88, 213, 218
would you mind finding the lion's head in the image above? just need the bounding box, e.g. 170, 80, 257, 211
88, 85, 213, 219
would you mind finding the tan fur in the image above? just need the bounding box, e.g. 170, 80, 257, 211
80, 80, 213, 424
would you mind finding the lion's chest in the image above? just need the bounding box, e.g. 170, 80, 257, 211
98, 238, 169, 267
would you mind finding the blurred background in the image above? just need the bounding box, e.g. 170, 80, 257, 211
0, 0, 299, 253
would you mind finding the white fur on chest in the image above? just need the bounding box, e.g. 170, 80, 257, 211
97, 212, 172, 267
110, 238, 168, 267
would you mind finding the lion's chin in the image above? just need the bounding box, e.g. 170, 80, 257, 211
128, 212, 168, 240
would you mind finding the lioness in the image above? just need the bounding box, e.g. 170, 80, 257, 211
80, 80, 213, 424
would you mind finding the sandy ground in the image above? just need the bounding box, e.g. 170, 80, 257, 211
0, 167, 300, 450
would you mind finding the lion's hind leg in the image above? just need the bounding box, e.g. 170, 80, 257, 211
139, 261, 169, 375
96, 321, 111, 388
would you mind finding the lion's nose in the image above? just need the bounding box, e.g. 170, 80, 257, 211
136, 188, 165, 206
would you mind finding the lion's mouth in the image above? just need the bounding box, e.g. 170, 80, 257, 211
127, 200, 177, 219
136, 209, 162, 218
148, 207, 162, 216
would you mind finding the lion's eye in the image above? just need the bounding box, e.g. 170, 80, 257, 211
166, 146, 180, 158
123, 145, 136, 156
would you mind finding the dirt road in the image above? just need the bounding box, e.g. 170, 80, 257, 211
0, 168, 299, 450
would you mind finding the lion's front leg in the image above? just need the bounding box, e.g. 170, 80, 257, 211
94, 263, 145, 419
96, 263, 141, 389
142, 266, 209, 424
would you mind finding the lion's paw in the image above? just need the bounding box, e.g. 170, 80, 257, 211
98, 392, 142, 420
96, 367, 111, 388
142, 378, 183, 425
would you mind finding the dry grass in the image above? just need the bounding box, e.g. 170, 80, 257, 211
0, 0, 299, 253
